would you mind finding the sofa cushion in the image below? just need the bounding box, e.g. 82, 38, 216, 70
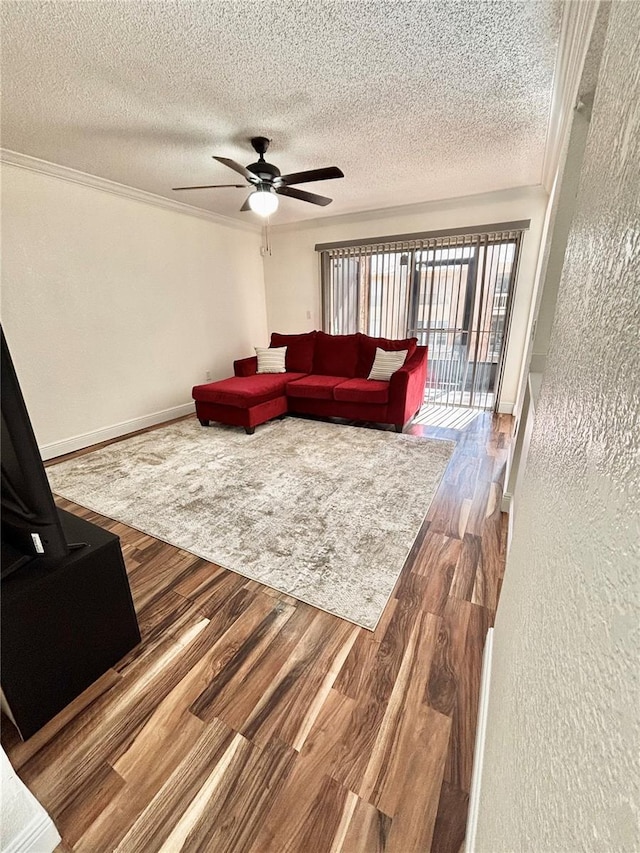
333, 378, 390, 404
256, 345, 287, 373
192, 373, 305, 409
286, 374, 349, 400
270, 331, 317, 373
368, 347, 409, 381
357, 334, 418, 377
313, 331, 360, 377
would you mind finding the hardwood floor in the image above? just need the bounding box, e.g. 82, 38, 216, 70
1, 410, 511, 853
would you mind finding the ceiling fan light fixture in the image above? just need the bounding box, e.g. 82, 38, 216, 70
248, 188, 278, 217
176, 141, 342, 212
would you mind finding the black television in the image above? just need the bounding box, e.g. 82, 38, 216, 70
1, 324, 71, 577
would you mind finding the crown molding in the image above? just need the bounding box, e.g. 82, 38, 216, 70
541, 0, 600, 192
0, 148, 549, 238
0, 149, 261, 234
269, 185, 547, 234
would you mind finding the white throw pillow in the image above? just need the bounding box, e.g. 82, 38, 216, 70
368, 347, 408, 381
255, 345, 287, 373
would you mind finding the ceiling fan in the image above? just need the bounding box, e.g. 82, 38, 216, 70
173, 136, 344, 216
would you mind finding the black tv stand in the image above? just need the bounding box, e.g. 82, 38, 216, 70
1, 509, 88, 579
1, 540, 34, 579
1, 510, 141, 740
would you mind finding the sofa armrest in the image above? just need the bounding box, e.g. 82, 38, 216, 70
387, 346, 428, 425
234, 356, 258, 377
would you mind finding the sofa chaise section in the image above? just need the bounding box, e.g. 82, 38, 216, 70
192, 371, 306, 434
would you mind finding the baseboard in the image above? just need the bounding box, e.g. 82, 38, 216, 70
3, 812, 61, 853
507, 506, 515, 556
502, 491, 514, 555
465, 626, 494, 853
40, 403, 194, 461
497, 401, 514, 415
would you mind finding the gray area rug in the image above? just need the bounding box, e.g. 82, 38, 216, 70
47, 418, 454, 630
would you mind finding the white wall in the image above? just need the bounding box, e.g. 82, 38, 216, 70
501, 4, 606, 520
475, 2, 640, 850
263, 186, 547, 411
0, 163, 268, 457
512, 1, 607, 417
530, 107, 590, 374
503, 107, 592, 516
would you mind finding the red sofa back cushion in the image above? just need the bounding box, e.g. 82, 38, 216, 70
270, 331, 317, 373
356, 334, 418, 377
313, 331, 360, 377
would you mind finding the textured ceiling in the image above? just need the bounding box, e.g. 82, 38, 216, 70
0, 1, 562, 225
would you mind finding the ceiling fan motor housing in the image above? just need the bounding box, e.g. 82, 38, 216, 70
247, 160, 281, 182
248, 136, 281, 182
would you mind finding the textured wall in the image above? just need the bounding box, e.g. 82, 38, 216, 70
530, 2, 610, 377
475, 2, 639, 851
264, 187, 547, 410
529, 108, 590, 375
0, 165, 267, 451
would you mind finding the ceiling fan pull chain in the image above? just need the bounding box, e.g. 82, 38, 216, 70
262, 218, 272, 256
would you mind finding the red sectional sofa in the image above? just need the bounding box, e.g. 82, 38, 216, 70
192, 330, 428, 434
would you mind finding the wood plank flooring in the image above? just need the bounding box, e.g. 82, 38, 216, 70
1, 410, 512, 853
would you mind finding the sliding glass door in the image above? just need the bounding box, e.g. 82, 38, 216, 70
320, 226, 524, 410
409, 239, 518, 408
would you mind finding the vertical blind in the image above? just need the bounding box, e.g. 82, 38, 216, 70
316, 222, 527, 409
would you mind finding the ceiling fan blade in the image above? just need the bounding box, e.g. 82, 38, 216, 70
279, 166, 344, 186
172, 184, 245, 190
276, 186, 333, 206
213, 156, 257, 182
240, 196, 252, 212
